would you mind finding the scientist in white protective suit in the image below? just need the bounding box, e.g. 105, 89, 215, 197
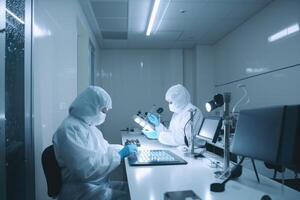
155, 84, 203, 147
52, 86, 137, 200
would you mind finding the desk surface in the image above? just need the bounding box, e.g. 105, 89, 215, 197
122, 132, 300, 200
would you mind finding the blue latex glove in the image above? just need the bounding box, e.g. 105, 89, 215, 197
142, 129, 159, 140
118, 144, 137, 159
147, 113, 160, 127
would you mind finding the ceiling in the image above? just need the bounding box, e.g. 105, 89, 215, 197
80, 0, 273, 49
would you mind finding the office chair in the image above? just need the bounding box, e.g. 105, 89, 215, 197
283, 166, 300, 192
264, 162, 285, 179
264, 162, 300, 192
41, 145, 62, 198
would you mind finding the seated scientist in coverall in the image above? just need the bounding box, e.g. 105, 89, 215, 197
53, 86, 137, 200
155, 84, 203, 146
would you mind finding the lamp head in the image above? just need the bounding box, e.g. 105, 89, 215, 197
205, 101, 213, 112
206, 94, 224, 112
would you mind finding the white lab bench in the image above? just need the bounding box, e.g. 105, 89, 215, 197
121, 132, 300, 200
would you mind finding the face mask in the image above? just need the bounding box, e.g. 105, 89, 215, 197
169, 103, 180, 113
93, 111, 106, 126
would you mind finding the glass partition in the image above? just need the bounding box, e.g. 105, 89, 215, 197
0, 0, 34, 199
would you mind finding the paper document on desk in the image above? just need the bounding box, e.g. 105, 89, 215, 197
164, 190, 201, 200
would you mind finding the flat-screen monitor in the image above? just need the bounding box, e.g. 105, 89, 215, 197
279, 105, 300, 168
231, 105, 300, 168
197, 117, 222, 143
231, 106, 284, 163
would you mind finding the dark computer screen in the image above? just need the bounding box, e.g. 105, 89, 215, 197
231, 106, 285, 163
197, 117, 222, 143
279, 105, 300, 168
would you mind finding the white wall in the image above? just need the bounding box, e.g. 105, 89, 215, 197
182, 46, 216, 116
77, 17, 98, 94
95, 49, 183, 144
77, 18, 91, 94
32, 0, 101, 199
183, 48, 197, 104
213, 0, 300, 178
214, 0, 300, 109
195, 45, 215, 115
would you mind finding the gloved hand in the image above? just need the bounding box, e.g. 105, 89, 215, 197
147, 113, 160, 127
118, 144, 137, 159
146, 131, 159, 139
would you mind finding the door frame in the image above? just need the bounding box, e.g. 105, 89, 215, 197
24, 0, 34, 199
0, 0, 34, 199
0, 0, 6, 199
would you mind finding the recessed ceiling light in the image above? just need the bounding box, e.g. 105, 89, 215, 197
268, 23, 299, 42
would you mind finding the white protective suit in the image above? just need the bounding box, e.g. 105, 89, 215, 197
156, 84, 203, 146
52, 86, 129, 200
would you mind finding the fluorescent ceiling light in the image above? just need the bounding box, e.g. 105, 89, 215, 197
268, 23, 299, 42
146, 0, 161, 36
6, 8, 24, 24
155, 0, 171, 33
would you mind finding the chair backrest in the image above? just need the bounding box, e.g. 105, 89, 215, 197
41, 145, 62, 198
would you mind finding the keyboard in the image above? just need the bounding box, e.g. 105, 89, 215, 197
128, 150, 187, 166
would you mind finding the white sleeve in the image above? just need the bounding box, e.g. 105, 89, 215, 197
158, 114, 187, 146
158, 130, 180, 146
155, 123, 167, 132
155, 123, 179, 146
185, 109, 204, 138
109, 144, 124, 151
158, 109, 203, 146
54, 126, 121, 181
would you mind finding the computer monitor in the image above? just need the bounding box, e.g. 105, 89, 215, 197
230, 105, 300, 169
278, 105, 300, 168
231, 106, 284, 164
197, 117, 222, 143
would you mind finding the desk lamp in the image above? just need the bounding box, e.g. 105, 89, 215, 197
206, 86, 250, 177
206, 93, 231, 174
